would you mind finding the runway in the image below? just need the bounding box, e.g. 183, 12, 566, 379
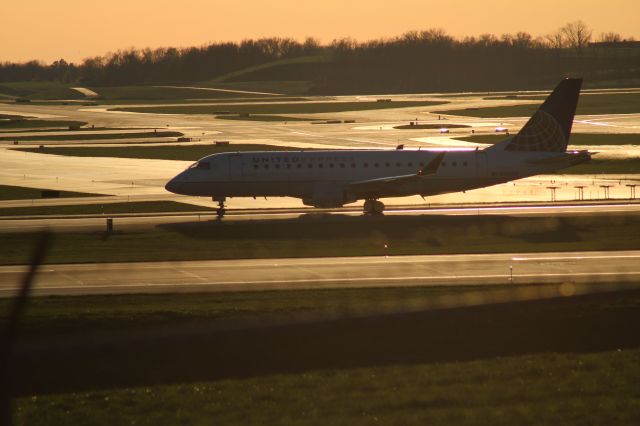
1, 250, 639, 297
1, 201, 639, 232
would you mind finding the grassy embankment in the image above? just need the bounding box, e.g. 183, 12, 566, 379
5, 287, 640, 424
1, 114, 87, 130
436, 92, 640, 117
2, 213, 639, 265
0, 185, 100, 201
0, 81, 84, 100
15, 143, 300, 161
87, 87, 308, 104
110, 100, 445, 115
0, 130, 182, 142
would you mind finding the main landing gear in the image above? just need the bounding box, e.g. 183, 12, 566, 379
363, 199, 385, 215
213, 196, 226, 218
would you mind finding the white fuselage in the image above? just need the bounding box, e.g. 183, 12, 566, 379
165, 147, 587, 207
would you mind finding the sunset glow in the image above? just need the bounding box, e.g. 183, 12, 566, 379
3, 0, 638, 63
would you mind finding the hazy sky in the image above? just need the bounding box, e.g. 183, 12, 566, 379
3, 0, 638, 63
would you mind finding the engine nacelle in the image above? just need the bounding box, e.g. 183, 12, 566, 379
302, 185, 356, 208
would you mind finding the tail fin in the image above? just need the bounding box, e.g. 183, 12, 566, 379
504, 78, 582, 152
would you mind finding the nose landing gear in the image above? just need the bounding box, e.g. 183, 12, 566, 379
363, 199, 385, 215
213, 196, 226, 218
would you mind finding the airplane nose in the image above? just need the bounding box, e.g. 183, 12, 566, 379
165, 179, 183, 194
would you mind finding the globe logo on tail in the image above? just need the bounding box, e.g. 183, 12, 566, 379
505, 110, 566, 152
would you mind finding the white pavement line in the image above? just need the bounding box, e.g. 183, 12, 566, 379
512, 254, 640, 261
56, 272, 85, 286
176, 269, 208, 281
291, 265, 329, 279
19, 270, 640, 291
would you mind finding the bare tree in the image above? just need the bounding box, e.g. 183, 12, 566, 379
598, 32, 622, 43
544, 31, 565, 49
561, 20, 592, 49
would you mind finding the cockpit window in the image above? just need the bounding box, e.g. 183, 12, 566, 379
187, 160, 212, 171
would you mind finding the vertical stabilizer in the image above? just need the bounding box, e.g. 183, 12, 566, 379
504, 78, 582, 152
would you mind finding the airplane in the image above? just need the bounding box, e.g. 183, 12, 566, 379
166, 78, 591, 217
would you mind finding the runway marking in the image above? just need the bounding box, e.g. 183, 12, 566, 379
512, 254, 640, 261
176, 269, 208, 281
12, 270, 640, 293
56, 272, 85, 286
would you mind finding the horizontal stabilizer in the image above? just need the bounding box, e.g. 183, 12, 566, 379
526, 150, 592, 167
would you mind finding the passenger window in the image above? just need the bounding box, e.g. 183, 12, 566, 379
264, 164, 269, 169
319, 163, 324, 168
374, 163, 379, 168
351, 163, 356, 168
408, 162, 413, 167
463, 161, 468, 166
385, 163, 390, 167
452, 162, 457, 167
275, 164, 280, 169
364, 163, 369, 168
297, 164, 302, 168
396, 162, 401, 167
308, 164, 313, 168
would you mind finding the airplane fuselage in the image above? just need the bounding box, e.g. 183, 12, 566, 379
165, 147, 587, 207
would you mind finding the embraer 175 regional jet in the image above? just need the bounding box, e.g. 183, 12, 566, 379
166, 78, 591, 217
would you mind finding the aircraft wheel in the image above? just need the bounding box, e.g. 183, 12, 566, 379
373, 200, 385, 215
363, 199, 374, 215
216, 208, 226, 218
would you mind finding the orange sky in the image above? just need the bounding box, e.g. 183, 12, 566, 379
3, 0, 638, 63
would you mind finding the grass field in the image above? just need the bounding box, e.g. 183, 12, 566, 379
0, 201, 210, 216
194, 80, 316, 95
0, 185, 101, 201
436, 92, 640, 117
0, 130, 182, 142
0, 119, 88, 130
2, 213, 639, 265
15, 143, 302, 161
0, 82, 84, 100
111, 100, 445, 115
208, 55, 331, 83
6, 287, 640, 424
89, 85, 252, 101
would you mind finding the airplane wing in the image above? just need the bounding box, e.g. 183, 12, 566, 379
348, 152, 446, 195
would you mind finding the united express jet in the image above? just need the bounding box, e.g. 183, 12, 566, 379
166, 78, 590, 217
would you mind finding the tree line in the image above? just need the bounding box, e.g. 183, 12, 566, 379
1, 21, 638, 93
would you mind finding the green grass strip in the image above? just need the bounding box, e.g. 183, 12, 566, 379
2, 213, 639, 265
0, 201, 210, 216
0, 185, 101, 201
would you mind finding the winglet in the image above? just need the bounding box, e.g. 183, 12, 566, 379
418, 151, 446, 176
